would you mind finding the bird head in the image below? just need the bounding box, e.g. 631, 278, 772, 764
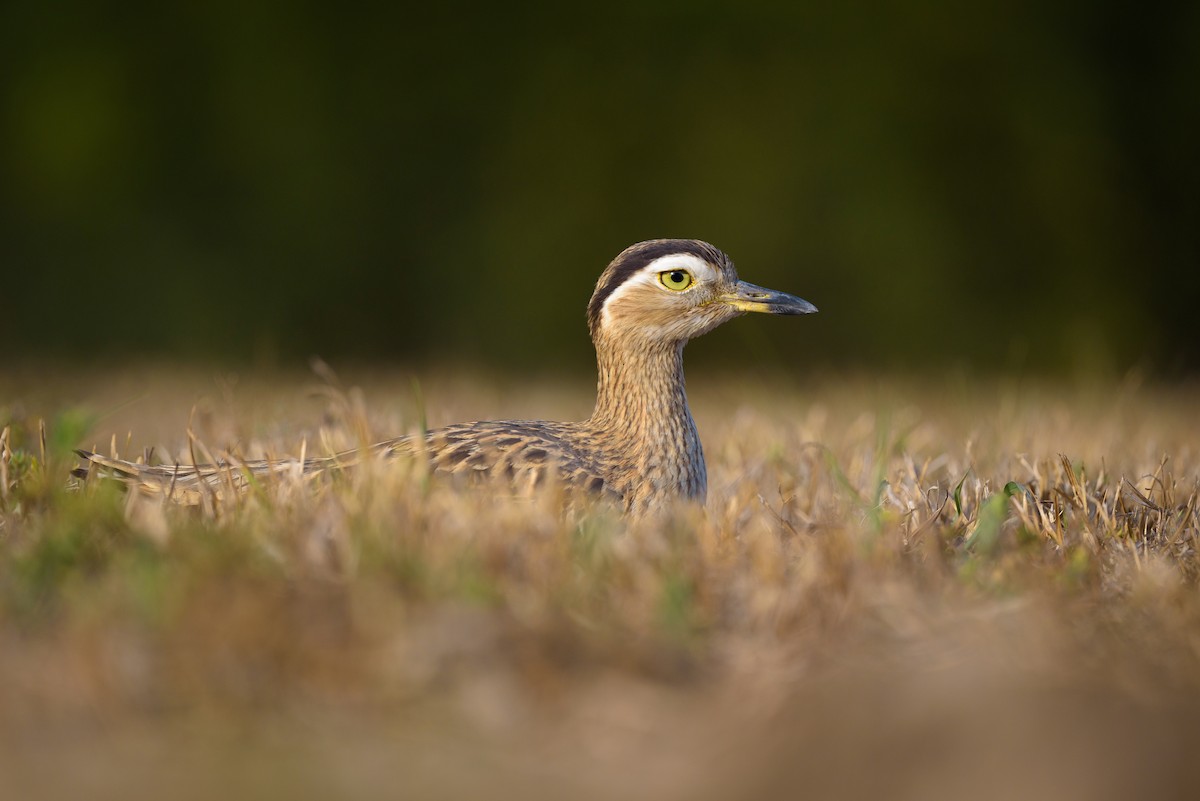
587, 239, 817, 345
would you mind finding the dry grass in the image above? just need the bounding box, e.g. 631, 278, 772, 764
2, 365, 1200, 800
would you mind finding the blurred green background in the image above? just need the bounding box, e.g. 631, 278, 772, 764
2, 1, 1197, 375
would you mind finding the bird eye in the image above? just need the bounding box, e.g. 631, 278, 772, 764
659, 270, 694, 291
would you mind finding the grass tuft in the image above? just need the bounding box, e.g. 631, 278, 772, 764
1, 368, 1199, 799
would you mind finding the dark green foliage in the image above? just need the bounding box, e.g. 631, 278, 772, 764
1, 2, 1197, 372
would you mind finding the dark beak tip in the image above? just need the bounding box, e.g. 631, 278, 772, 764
784, 299, 818, 315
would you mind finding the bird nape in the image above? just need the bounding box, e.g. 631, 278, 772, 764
74, 239, 817, 513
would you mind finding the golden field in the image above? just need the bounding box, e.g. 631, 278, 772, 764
2, 364, 1199, 800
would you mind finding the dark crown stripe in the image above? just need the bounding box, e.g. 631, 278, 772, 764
587, 239, 727, 332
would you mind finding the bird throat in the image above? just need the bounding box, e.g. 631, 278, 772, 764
587, 336, 707, 505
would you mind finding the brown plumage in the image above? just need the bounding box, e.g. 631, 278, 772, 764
73, 239, 817, 512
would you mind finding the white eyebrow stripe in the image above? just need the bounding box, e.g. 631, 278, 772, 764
643, 253, 714, 277
598, 254, 714, 329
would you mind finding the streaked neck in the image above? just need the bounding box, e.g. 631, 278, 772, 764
587, 334, 706, 504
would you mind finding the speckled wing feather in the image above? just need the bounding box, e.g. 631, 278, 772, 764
71, 450, 341, 505
73, 420, 621, 506
380, 421, 619, 501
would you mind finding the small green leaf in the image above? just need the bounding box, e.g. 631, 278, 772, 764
952, 470, 969, 517
966, 483, 1019, 555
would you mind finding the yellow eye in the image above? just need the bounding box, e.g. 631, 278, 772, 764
658, 269, 694, 291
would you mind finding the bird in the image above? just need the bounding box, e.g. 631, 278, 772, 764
73, 239, 817, 512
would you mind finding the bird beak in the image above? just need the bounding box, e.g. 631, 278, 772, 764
722, 281, 818, 315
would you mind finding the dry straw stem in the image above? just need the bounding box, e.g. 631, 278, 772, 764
0, 425, 10, 501
2, 368, 1200, 800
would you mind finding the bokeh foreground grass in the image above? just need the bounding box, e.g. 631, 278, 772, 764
2, 366, 1200, 800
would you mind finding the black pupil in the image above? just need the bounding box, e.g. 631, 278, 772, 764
670, 271, 685, 284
